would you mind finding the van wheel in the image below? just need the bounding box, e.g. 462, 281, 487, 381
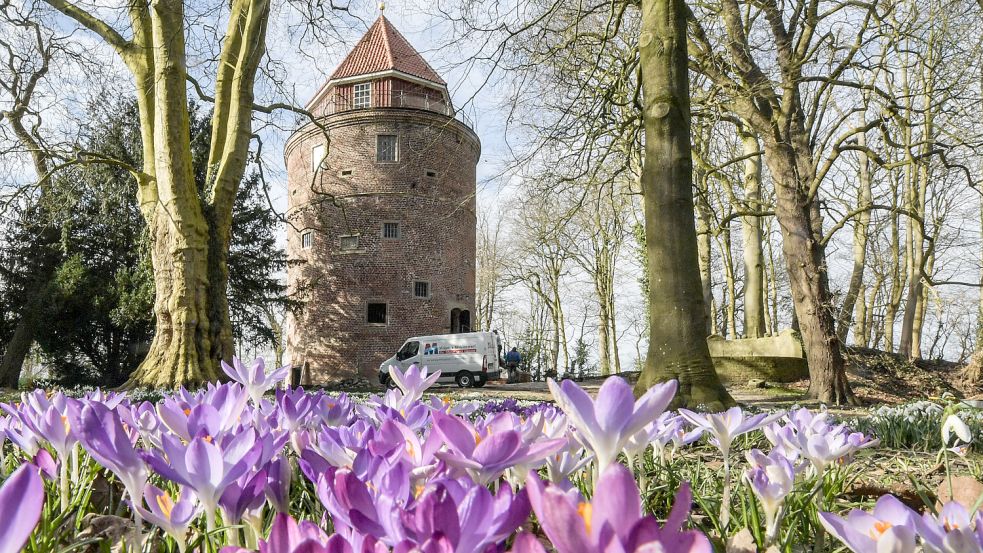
381, 374, 397, 389
474, 379, 486, 388
455, 372, 475, 388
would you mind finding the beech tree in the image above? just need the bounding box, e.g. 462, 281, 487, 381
25, 0, 331, 387
633, 0, 733, 408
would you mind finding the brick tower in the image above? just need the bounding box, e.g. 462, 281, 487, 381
284, 14, 480, 384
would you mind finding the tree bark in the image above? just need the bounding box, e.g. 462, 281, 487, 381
836, 134, 873, 344
634, 0, 733, 409
762, 138, 857, 405
45, 0, 270, 388
739, 126, 767, 338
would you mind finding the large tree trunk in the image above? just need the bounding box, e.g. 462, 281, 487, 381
634, 0, 733, 409
739, 126, 767, 338
763, 139, 857, 405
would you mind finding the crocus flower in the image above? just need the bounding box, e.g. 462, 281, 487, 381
222, 357, 290, 405
388, 364, 441, 404
548, 376, 677, 473
744, 449, 797, 544
679, 407, 782, 459
134, 485, 200, 552
395, 478, 531, 553
220, 512, 368, 553
432, 411, 565, 485
917, 501, 983, 553
0, 463, 45, 553
819, 494, 918, 553
71, 401, 149, 504
144, 431, 262, 529
517, 463, 712, 553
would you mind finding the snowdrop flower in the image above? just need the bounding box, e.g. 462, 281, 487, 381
942, 414, 972, 455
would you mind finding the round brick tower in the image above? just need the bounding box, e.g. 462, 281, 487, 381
284, 14, 480, 384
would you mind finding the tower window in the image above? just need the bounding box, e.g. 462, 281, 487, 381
425, 169, 437, 178
301, 231, 313, 249
413, 281, 430, 298
376, 135, 398, 162
353, 83, 371, 109
382, 222, 400, 239
366, 302, 387, 325
339, 169, 353, 177
311, 143, 325, 172
339, 235, 359, 251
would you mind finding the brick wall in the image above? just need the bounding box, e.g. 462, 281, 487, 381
284, 107, 480, 383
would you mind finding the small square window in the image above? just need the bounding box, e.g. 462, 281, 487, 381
425, 170, 437, 178
340, 235, 359, 250
382, 222, 400, 239
311, 144, 325, 172
353, 83, 371, 109
377, 135, 398, 162
367, 302, 387, 324
339, 169, 353, 177
413, 281, 430, 298
301, 231, 313, 249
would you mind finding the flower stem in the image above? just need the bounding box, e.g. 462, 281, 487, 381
59, 457, 69, 511
720, 455, 731, 535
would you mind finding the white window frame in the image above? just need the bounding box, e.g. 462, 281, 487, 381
353, 83, 371, 109
376, 134, 398, 162
311, 143, 325, 172
339, 234, 359, 251
301, 230, 313, 249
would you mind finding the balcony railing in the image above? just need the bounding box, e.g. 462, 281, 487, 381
325, 90, 474, 129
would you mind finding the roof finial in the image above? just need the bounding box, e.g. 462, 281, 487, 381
379, 2, 385, 13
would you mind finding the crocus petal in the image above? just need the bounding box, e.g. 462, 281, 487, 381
0, 464, 44, 553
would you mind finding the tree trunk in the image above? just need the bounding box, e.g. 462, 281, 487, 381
763, 139, 857, 405
634, 0, 733, 409
739, 127, 767, 339
694, 173, 716, 335
836, 134, 873, 344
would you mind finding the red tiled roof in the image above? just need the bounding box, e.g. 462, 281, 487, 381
330, 15, 446, 85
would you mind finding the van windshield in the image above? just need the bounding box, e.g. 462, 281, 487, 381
397, 341, 420, 361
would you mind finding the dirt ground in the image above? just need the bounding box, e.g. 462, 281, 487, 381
431, 347, 973, 414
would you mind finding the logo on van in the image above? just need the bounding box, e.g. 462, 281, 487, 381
422, 343, 478, 356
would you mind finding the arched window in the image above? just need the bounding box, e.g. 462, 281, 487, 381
450, 308, 461, 333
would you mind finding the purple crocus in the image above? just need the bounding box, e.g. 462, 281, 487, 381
397, 478, 531, 553
144, 431, 262, 530
0, 463, 45, 553
679, 407, 782, 458
220, 512, 374, 553
134, 484, 200, 553
547, 376, 677, 474
744, 449, 798, 544
71, 401, 149, 505
917, 500, 983, 553
819, 494, 918, 553
431, 411, 565, 485
516, 463, 712, 553
388, 364, 441, 405
222, 357, 290, 405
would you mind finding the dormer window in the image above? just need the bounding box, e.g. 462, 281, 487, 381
353, 83, 371, 108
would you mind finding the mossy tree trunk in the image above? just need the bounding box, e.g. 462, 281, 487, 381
46, 0, 270, 388
634, 0, 734, 410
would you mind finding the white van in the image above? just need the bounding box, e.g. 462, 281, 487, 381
379, 331, 502, 388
